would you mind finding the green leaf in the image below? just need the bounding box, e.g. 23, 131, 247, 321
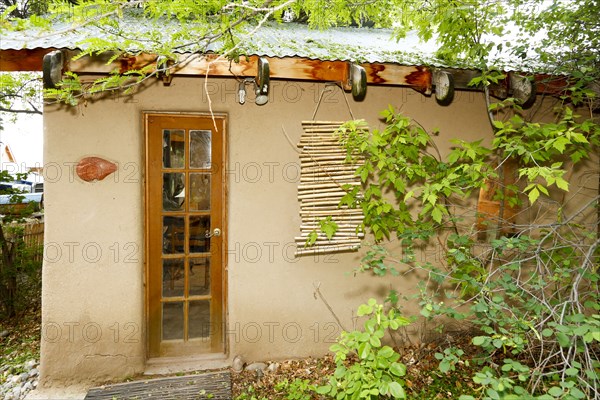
369, 335, 381, 347
486, 388, 500, 400
379, 381, 390, 395
431, 206, 443, 223
388, 382, 406, 399
548, 386, 563, 397
492, 120, 504, 130
358, 332, 370, 342
528, 187, 540, 204
565, 367, 579, 376
556, 332, 571, 347
330, 343, 343, 352
379, 346, 394, 358
316, 385, 332, 395
334, 365, 347, 379
319, 217, 339, 240
357, 304, 373, 316
472, 336, 487, 346
552, 136, 570, 153
542, 328, 553, 337
305, 231, 318, 247
573, 325, 588, 336
569, 387, 586, 399
389, 362, 406, 377
555, 177, 569, 191
358, 342, 371, 359
439, 359, 450, 373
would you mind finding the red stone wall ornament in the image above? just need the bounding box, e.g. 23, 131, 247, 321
76, 157, 117, 182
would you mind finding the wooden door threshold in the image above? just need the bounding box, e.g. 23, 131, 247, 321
85, 370, 231, 399
144, 353, 229, 376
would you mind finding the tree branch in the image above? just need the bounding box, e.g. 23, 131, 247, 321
0, 107, 42, 115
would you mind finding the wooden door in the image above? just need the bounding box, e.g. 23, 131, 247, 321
145, 112, 226, 357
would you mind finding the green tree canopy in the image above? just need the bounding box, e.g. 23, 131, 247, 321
0, 72, 42, 117
1, 0, 598, 109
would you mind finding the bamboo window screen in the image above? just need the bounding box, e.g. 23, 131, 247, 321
295, 121, 365, 257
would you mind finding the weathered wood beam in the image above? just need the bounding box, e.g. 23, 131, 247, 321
0, 48, 574, 97
434, 68, 570, 97
67, 52, 435, 91
67, 52, 343, 79
533, 74, 570, 96
0, 48, 55, 71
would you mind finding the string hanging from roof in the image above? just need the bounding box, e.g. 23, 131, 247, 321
295, 120, 365, 257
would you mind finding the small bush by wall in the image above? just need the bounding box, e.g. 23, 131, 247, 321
0, 221, 43, 319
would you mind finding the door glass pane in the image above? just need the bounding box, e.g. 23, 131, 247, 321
189, 300, 211, 338
163, 173, 185, 211
190, 130, 211, 169
162, 259, 184, 297
189, 257, 210, 296
189, 216, 210, 253
190, 173, 211, 211
163, 216, 184, 254
163, 129, 185, 168
162, 302, 183, 340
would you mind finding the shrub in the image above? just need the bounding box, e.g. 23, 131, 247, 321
332, 102, 600, 398
317, 298, 412, 399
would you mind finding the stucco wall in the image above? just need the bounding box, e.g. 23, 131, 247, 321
40, 77, 499, 387
41, 96, 146, 387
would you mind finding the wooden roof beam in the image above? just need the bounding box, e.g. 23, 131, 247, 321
1, 48, 571, 98
65, 52, 571, 96
0, 48, 56, 71
65, 52, 434, 90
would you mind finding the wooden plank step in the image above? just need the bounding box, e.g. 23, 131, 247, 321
84, 371, 231, 400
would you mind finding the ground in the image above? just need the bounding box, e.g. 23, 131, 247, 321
0, 307, 40, 373
1, 307, 481, 399
232, 339, 479, 399
0, 307, 41, 399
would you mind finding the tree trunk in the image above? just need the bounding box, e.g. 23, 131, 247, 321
0, 223, 17, 318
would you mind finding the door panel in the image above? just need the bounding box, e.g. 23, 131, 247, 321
145, 113, 226, 357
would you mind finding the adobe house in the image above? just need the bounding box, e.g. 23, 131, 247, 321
1, 18, 595, 397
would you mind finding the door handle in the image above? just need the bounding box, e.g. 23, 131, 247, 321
205, 228, 222, 238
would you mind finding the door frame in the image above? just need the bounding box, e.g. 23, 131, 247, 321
143, 111, 228, 359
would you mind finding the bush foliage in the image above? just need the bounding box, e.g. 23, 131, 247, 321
321, 94, 599, 399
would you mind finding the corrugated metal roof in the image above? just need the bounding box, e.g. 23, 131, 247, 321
0, 17, 536, 71
238, 24, 440, 64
